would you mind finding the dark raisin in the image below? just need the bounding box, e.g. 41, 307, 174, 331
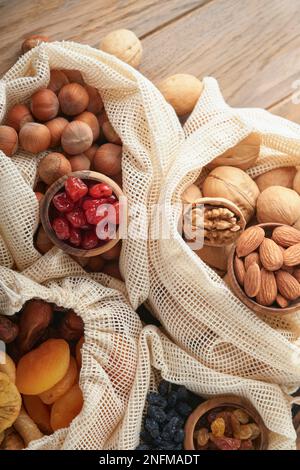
176, 401, 192, 417
145, 418, 160, 439
140, 430, 153, 444
173, 428, 185, 443
158, 380, 170, 396
165, 408, 180, 420
162, 416, 180, 440
148, 405, 166, 423
147, 392, 168, 408
176, 385, 189, 402
136, 444, 151, 450
167, 391, 178, 408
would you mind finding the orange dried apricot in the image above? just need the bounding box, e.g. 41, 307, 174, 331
39, 357, 78, 405
75, 336, 84, 369
23, 395, 52, 434
16, 339, 70, 395
50, 384, 83, 431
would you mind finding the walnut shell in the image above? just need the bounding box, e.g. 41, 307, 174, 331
202, 166, 260, 223
255, 167, 297, 192
256, 186, 300, 229
209, 133, 260, 170
99, 29, 142, 68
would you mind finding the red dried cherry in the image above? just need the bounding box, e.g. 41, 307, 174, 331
107, 201, 120, 225
85, 204, 109, 225
65, 177, 88, 202
89, 183, 113, 199
96, 222, 117, 241
82, 198, 106, 211
69, 227, 82, 247
52, 192, 74, 213
81, 230, 98, 250
52, 217, 70, 240
66, 208, 87, 228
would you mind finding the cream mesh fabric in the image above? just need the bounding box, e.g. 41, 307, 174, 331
0, 42, 299, 449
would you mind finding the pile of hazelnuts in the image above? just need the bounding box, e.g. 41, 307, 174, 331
0, 68, 123, 279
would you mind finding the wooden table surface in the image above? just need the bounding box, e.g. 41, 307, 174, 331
0, 0, 300, 123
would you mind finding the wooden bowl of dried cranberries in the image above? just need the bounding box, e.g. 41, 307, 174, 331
41, 170, 126, 257
184, 395, 269, 450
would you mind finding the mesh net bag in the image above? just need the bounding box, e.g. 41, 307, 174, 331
0, 42, 300, 449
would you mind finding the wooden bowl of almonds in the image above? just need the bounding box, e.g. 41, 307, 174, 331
184, 395, 269, 450
227, 223, 300, 315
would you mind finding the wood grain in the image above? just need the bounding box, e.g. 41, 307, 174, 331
140, 0, 300, 109
268, 95, 300, 124
0, 0, 205, 76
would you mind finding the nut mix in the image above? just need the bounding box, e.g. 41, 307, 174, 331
0, 300, 84, 449
193, 407, 261, 450
234, 225, 300, 308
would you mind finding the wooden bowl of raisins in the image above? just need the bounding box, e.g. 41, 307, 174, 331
184, 395, 269, 450
41, 170, 126, 257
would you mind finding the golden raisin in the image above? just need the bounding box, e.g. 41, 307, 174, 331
211, 417, 225, 438
248, 422, 261, 440
195, 427, 209, 447
232, 408, 249, 424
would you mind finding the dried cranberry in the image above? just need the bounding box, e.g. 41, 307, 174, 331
89, 183, 112, 199
82, 197, 106, 211
107, 201, 120, 225
69, 227, 82, 246
65, 176, 88, 202
66, 208, 87, 228
52, 191, 74, 213
85, 204, 109, 225
81, 230, 98, 250
52, 217, 70, 240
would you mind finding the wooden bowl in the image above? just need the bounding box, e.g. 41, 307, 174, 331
41, 170, 125, 257
184, 394, 269, 450
227, 222, 300, 316
293, 410, 300, 450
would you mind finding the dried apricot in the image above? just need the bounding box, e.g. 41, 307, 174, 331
23, 395, 52, 434
195, 427, 209, 447
50, 384, 83, 431
75, 336, 84, 369
16, 339, 70, 395
0, 372, 22, 433
211, 417, 225, 437
39, 357, 78, 405
233, 408, 249, 424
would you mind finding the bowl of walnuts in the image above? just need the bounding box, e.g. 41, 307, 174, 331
228, 223, 300, 315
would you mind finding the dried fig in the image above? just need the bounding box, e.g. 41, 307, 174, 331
0, 372, 22, 434
18, 300, 53, 353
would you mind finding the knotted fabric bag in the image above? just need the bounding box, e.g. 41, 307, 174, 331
0, 42, 299, 449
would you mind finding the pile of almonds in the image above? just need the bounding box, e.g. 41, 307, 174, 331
234, 225, 300, 308
194, 407, 261, 450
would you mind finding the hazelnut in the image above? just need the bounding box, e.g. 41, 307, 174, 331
93, 143, 122, 176
157, 74, 203, 116
61, 70, 84, 85
45, 117, 69, 147
36, 225, 53, 254
74, 111, 100, 141
85, 85, 103, 114
101, 241, 121, 261
102, 121, 121, 144
48, 69, 69, 94
86, 256, 105, 272
68, 153, 91, 171
0, 125, 18, 156
98, 111, 108, 127
99, 29, 142, 68
58, 83, 89, 116
30, 88, 59, 121
38, 152, 71, 185
6, 104, 33, 131
111, 172, 123, 188
84, 144, 99, 162
19, 122, 51, 153
102, 260, 122, 280
21, 35, 49, 54
61, 121, 93, 155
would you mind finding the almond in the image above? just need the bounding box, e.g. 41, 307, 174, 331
283, 243, 300, 267
272, 225, 300, 247
259, 238, 283, 271
276, 294, 289, 309
293, 268, 300, 283
256, 268, 277, 306
236, 226, 265, 258
244, 252, 261, 270
244, 264, 261, 297
234, 256, 245, 286
276, 270, 300, 301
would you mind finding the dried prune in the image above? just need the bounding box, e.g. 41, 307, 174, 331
174, 428, 185, 444
145, 418, 160, 439
147, 392, 167, 409
167, 391, 178, 408
148, 406, 166, 423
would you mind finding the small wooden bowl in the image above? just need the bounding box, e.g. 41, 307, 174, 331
184, 394, 269, 450
41, 170, 125, 257
227, 222, 300, 316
